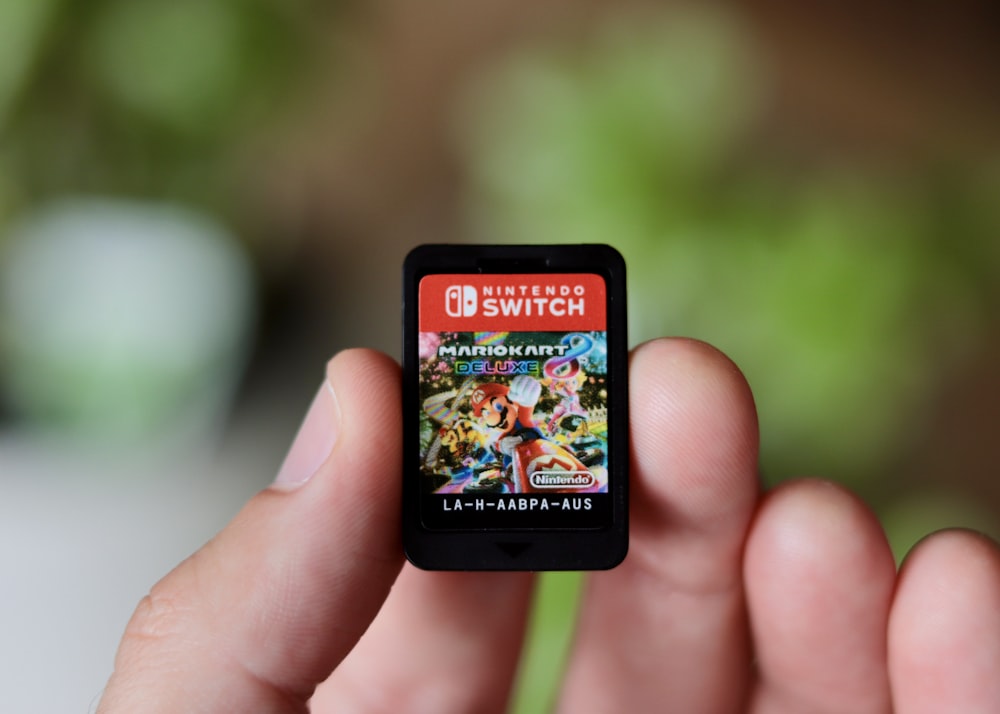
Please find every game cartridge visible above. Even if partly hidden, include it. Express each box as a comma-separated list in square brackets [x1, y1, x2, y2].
[402, 244, 628, 570]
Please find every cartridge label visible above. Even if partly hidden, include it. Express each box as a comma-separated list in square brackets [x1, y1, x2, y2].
[417, 273, 611, 529]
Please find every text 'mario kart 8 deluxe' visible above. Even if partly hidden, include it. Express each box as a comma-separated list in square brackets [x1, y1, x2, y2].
[403, 244, 628, 570]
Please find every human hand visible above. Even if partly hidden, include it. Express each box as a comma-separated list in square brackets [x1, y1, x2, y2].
[99, 340, 1000, 713]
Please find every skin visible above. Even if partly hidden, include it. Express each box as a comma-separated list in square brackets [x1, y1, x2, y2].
[99, 339, 1000, 713]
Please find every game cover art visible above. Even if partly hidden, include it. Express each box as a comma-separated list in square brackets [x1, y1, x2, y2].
[416, 272, 614, 529]
[418, 330, 609, 497]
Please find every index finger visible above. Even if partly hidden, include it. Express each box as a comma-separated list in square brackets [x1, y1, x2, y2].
[557, 338, 761, 712]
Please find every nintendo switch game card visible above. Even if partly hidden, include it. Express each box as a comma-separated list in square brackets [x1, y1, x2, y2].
[403, 244, 628, 570]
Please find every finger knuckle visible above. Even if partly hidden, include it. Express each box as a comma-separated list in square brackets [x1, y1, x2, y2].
[123, 586, 194, 645]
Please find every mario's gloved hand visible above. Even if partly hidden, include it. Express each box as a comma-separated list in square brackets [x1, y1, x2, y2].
[508, 374, 541, 408]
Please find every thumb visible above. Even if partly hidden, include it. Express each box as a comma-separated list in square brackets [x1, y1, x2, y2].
[100, 349, 403, 713]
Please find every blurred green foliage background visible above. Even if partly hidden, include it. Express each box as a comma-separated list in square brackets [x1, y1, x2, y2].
[1, 1, 998, 712]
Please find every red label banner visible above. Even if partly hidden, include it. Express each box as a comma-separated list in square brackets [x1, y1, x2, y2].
[420, 273, 606, 332]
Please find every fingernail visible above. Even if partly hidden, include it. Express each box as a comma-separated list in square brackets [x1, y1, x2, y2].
[274, 379, 341, 489]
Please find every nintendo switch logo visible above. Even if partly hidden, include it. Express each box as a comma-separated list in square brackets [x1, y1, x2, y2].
[445, 285, 477, 317]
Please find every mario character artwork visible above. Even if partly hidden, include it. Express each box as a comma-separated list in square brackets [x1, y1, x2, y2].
[416, 330, 610, 496]
[470, 375, 602, 494]
[470, 375, 543, 455]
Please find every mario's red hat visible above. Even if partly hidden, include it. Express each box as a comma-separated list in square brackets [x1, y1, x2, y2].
[470, 382, 509, 416]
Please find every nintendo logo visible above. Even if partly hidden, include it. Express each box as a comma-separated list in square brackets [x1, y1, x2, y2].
[529, 470, 596, 489]
[445, 285, 477, 317]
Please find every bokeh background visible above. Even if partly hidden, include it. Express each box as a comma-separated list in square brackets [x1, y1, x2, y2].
[1, 1, 998, 711]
